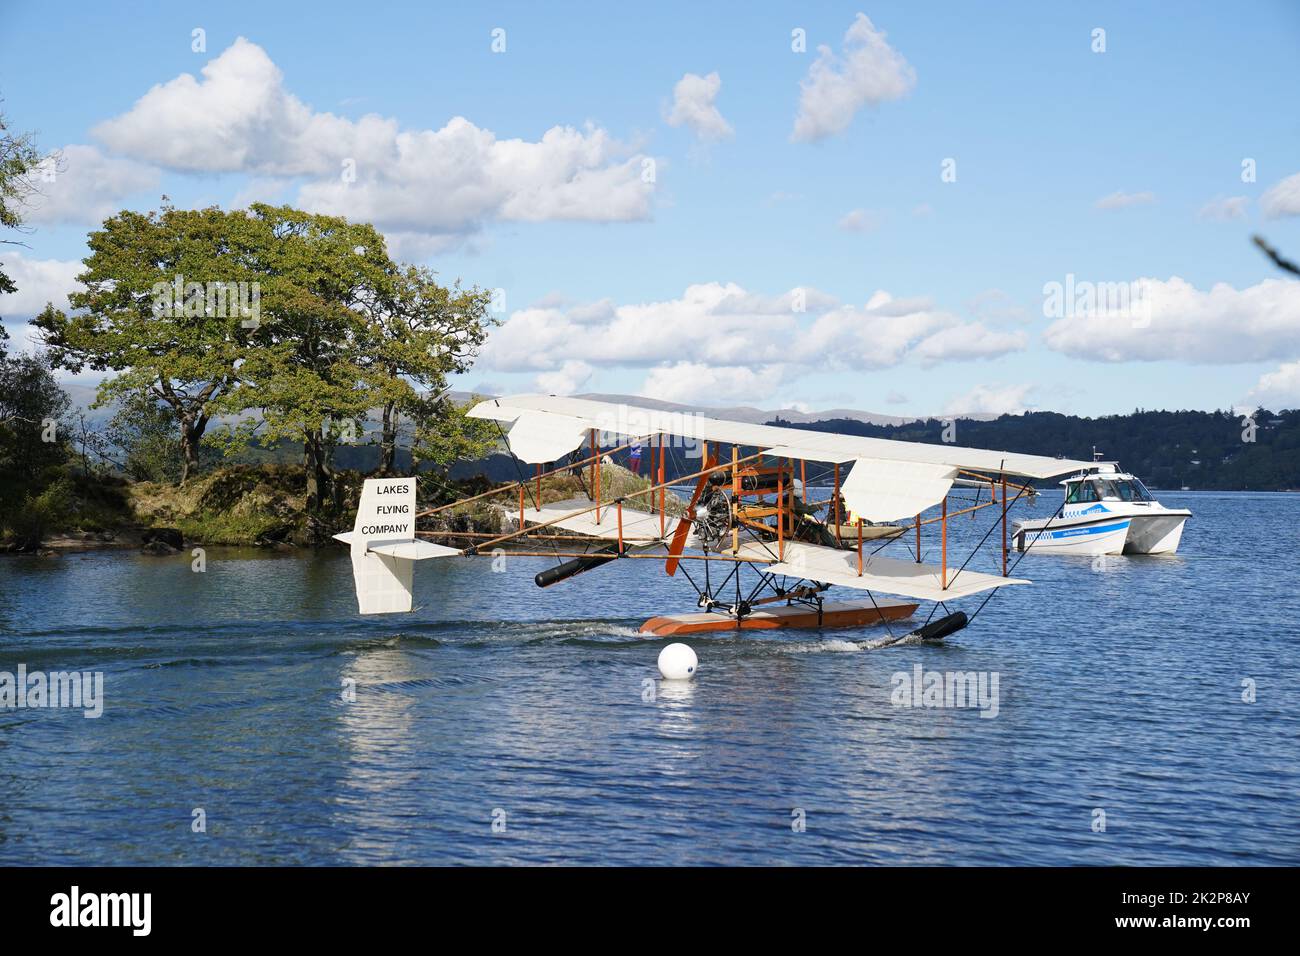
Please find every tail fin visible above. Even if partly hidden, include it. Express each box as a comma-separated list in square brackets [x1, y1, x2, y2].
[335, 477, 455, 614]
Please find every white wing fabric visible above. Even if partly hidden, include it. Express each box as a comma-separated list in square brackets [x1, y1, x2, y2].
[840, 458, 957, 523]
[505, 410, 591, 465]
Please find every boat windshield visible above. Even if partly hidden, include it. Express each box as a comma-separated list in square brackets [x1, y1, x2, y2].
[1065, 476, 1156, 503]
[1064, 480, 1101, 503]
[1104, 478, 1155, 501]
[1126, 478, 1154, 501]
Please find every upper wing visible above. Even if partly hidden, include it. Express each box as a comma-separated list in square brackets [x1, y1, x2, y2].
[469, 394, 1092, 479]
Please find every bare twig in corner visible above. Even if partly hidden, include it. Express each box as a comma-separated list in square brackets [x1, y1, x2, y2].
[1253, 235, 1300, 277]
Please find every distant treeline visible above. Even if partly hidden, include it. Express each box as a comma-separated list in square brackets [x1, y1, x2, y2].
[174, 406, 1300, 492]
[772, 408, 1300, 491]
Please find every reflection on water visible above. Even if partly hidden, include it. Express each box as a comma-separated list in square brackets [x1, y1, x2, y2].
[0, 491, 1297, 864]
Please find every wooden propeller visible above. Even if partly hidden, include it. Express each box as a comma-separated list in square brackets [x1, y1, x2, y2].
[665, 451, 717, 576]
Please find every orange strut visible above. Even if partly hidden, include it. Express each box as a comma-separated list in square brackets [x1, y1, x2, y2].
[857, 517, 863, 575]
[664, 443, 716, 577]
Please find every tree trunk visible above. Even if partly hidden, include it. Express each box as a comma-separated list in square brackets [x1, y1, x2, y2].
[168, 373, 210, 483]
[378, 401, 398, 476]
[304, 429, 331, 512]
[178, 416, 204, 485]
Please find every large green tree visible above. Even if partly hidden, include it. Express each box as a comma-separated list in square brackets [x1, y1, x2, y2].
[358, 265, 494, 475]
[204, 204, 396, 510]
[37, 201, 497, 513]
[36, 205, 263, 482]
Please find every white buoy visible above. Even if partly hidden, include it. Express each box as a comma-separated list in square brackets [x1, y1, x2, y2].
[657, 642, 698, 680]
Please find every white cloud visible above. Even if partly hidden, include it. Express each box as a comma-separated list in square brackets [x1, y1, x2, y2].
[479, 282, 1026, 404]
[1042, 276, 1300, 363]
[0, 252, 82, 321]
[910, 322, 1027, 366]
[794, 291, 1024, 369]
[1242, 360, 1300, 409]
[791, 13, 916, 143]
[95, 37, 354, 175]
[837, 208, 880, 233]
[1197, 196, 1249, 222]
[23, 145, 159, 226]
[709, 286, 840, 315]
[639, 361, 787, 405]
[93, 37, 655, 244]
[942, 383, 1035, 417]
[381, 230, 475, 262]
[664, 72, 733, 142]
[965, 288, 1029, 325]
[1261, 172, 1300, 219]
[884, 390, 908, 405]
[535, 360, 594, 395]
[912, 202, 934, 218]
[1094, 190, 1156, 210]
[296, 119, 653, 237]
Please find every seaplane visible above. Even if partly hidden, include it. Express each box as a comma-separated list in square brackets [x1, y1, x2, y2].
[334, 395, 1097, 645]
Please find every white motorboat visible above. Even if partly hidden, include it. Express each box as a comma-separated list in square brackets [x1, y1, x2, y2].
[1013, 466, 1191, 556]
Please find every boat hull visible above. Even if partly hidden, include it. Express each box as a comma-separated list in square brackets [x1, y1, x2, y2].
[1018, 469, 1192, 558]
[1014, 516, 1131, 556]
[1123, 512, 1189, 554]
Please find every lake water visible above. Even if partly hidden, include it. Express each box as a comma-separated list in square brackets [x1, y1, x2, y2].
[1, 490, 1297, 865]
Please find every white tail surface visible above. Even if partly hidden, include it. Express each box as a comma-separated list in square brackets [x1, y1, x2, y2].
[334, 478, 457, 614]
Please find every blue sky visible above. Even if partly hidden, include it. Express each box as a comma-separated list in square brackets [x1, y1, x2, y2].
[2, 1, 1299, 417]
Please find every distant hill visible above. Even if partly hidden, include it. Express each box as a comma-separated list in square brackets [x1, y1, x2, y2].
[569, 392, 931, 426]
[775, 408, 1300, 491]
[449, 391, 960, 427]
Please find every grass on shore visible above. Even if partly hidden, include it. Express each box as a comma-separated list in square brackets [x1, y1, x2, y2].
[129, 464, 311, 545]
[11, 460, 685, 550]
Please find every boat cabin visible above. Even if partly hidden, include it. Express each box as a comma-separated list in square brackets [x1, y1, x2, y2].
[1061, 471, 1154, 504]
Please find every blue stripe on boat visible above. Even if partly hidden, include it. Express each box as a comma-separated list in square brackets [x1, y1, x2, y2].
[1047, 520, 1130, 539]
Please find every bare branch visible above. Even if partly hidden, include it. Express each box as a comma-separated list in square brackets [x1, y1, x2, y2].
[1253, 234, 1300, 278]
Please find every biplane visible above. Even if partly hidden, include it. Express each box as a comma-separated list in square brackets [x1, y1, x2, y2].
[335, 395, 1094, 643]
